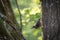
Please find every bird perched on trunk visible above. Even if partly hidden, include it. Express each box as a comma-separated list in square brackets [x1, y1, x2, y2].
[32, 18, 41, 29]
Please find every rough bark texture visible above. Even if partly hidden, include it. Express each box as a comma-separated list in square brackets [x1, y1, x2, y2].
[0, 0, 25, 40]
[41, 0, 60, 40]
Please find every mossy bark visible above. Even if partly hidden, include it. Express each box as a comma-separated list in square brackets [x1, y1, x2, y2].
[0, 0, 24, 40]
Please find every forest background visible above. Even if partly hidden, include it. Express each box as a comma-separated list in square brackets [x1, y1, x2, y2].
[10, 0, 42, 40]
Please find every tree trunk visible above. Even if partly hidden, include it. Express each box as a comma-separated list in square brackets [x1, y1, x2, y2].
[41, 0, 60, 40]
[0, 0, 25, 40]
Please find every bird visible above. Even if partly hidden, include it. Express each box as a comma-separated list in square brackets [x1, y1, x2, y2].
[32, 18, 41, 29]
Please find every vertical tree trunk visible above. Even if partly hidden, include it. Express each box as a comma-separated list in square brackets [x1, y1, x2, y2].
[41, 0, 60, 40]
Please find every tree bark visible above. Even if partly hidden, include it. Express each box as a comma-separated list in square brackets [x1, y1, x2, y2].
[41, 0, 60, 40]
[0, 0, 25, 40]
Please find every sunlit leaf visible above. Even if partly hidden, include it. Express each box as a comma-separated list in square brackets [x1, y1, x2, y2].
[38, 36, 42, 40]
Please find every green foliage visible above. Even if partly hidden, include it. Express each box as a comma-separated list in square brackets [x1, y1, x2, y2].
[10, 0, 42, 40]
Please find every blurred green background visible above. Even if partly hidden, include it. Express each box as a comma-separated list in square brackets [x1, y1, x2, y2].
[10, 0, 42, 40]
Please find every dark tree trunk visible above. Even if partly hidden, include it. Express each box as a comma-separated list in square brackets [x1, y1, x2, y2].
[0, 0, 25, 40]
[41, 0, 60, 40]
